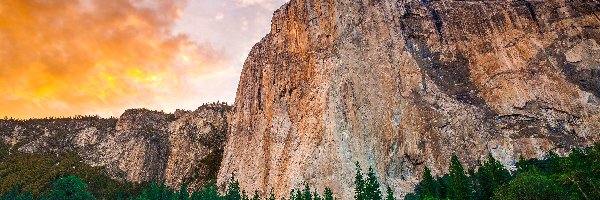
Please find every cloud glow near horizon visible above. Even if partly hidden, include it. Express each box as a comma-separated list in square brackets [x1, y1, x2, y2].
[0, 0, 286, 119]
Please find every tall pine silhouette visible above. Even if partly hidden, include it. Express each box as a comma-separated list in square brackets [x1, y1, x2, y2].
[365, 167, 382, 200]
[448, 154, 472, 200]
[354, 162, 366, 200]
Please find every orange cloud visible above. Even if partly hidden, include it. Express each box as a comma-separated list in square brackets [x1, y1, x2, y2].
[0, 0, 227, 118]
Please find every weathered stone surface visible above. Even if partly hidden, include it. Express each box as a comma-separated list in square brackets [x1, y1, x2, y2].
[0, 103, 231, 190]
[219, 0, 600, 199]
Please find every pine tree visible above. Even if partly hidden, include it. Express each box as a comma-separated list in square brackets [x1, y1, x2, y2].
[365, 166, 382, 200]
[47, 176, 95, 200]
[312, 189, 322, 200]
[200, 180, 221, 200]
[516, 155, 531, 172]
[324, 188, 334, 200]
[448, 155, 471, 200]
[354, 162, 366, 200]
[302, 183, 312, 200]
[294, 189, 302, 200]
[0, 185, 33, 200]
[226, 174, 242, 200]
[385, 186, 394, 200]
[178, 182, 189, 200]
[421, 166, 438, 198]
[488, 154, 510, 195]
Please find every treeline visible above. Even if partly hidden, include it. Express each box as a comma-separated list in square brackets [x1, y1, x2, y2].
[0, 143, 145, 199]
[405, 143, 600, 200]
[132, 175, 333, 200]
[0, 174, 334, 200]
[2, 141, 598, 200]
[1, 115, 117, 122]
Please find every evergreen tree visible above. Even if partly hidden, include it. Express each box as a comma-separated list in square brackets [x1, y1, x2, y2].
[324, 188, 334, 200]
[421, 166, 438, 198]
[226, 174, 242, 200]
[354, 162, 366, 200]
[178, 182, 189, 200]
[190, 191, 201, 200]
[365, 167, 382, 200]
[312, 189, 322, 200]
[294, 189, 302, 200]
[385, 186, 394, 200]
[448, 155, 471, 200]
[0, 185, 32, 200]
[516, 155, 532, 172]
[472, 154, 510, 200]
[302, 183, 312, 200]
[47, 176, 95, 200]
[200, 181, 221, 200]
[493, 169, 563, 200]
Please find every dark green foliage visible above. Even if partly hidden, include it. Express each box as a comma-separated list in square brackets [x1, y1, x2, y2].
[405, 143, 600, 200]
[46, 176, 95, 200]
[365, 167, 382, 200]
[1, 185, 32, 200]
[312, 190, 322, 200]
[0, 134, 334, 200]
[448, 155, 471, 200]
[135, 182, 175, 200]
[0, 151, 145, 199]
[354, 162, 384, 200]
[324, 188, 333, 200]
[420, 167, 438, 199]
[385, 186, 394, 200]
[472, 154, 510, 200]
[493, 169, 563, 200]
[302, 184, 311, 200]
[178, 182, 189, 200]
[225, 174, 241, 200]
[354, 162, 366, 200]
[195, 180, 220, 200]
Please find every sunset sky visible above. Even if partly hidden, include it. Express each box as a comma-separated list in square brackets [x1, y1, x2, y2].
[0, 0, 286, 119]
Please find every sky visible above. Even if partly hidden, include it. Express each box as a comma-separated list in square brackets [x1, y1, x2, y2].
[0, 0, 287, 119]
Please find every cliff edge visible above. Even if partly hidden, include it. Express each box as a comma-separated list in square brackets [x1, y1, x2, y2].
[218, 0, 600, 198]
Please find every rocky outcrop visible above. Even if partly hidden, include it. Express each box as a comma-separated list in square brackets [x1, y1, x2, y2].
[0, 103, 231, 189]
[219, 0, 600, 199]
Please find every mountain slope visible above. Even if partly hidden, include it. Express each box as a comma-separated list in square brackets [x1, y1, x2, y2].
[218, 0, 600, 198]
[0, 103, 231, 190]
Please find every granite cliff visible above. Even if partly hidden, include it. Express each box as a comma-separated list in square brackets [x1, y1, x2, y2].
[219, 0, 600, 198]
[0, 103, 231, 190]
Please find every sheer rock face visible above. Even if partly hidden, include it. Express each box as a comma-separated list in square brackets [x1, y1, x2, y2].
[219, 0, 600, 198]
[0, 103, 231, 189]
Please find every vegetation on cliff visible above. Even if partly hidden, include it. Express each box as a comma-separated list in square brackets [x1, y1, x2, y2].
[1, 139, 598, 200]
[405, 143, 600, 200]
[0, 143, 145, 199]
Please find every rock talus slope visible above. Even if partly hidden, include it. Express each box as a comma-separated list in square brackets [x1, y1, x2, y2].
[0, 103, 231, 189]
[219, 0, 600, 198]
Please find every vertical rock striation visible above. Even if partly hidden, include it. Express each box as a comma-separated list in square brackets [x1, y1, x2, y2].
[0, 103, 231, 190]
[219, 0, 600, 198]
